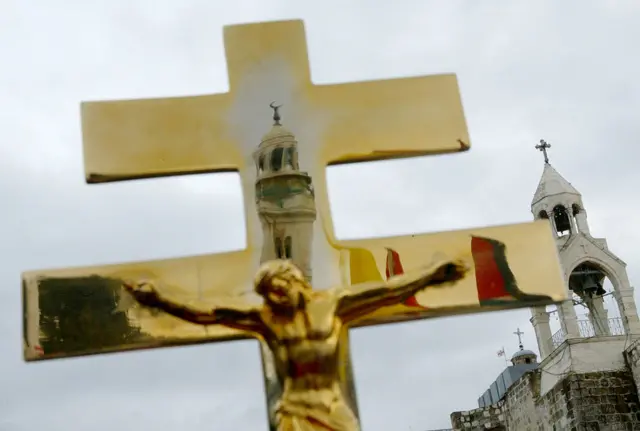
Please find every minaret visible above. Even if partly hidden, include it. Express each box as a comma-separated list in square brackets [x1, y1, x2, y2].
[253, 103, 317, 281]
[529, 139, 640, 360]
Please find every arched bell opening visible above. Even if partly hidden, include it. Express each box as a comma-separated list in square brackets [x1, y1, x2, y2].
[283, 146, 298, 170]
[553, 205, 572, 237]
[569, 262, 623, 337]
[270, 147, 284, 172]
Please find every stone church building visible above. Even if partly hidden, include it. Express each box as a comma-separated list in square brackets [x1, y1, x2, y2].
[450, 145, 640, 430]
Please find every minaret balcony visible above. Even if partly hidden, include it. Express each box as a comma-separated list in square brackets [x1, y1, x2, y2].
[256, 170, 310, 182]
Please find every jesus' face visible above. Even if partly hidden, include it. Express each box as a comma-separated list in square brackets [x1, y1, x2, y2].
[255, 260, 310, 313]
[265, 276, 299, 309]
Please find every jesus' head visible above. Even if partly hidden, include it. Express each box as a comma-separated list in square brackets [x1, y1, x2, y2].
[254, 260, 312, 313]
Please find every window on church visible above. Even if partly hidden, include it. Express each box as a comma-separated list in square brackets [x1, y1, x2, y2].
[258, 154, 265, 172]
[271, 148, 284, 172]
[275, 237, 283, 259]
[284, 147, 295, 170]
[284, 236, 292, 259]
[553, 205, 572, 237]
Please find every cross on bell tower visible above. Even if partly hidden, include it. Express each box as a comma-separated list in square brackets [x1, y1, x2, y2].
[535, 139, 551, 164]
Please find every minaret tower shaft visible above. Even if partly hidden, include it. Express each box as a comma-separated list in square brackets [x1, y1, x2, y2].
[253, 104, 317, 281]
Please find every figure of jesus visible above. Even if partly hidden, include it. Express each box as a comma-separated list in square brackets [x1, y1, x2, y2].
[123, 258, 467, 430]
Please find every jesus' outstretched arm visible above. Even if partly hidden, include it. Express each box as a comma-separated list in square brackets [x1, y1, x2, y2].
[335, 259, 467, 324]
[122, 280, 265, 335]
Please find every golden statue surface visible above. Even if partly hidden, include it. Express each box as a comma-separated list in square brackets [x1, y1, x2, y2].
[124, 259, 465, 430]
[22, 19, 568, 431]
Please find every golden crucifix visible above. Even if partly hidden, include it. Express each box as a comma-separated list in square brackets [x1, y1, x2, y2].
[22, 20, 567, 431]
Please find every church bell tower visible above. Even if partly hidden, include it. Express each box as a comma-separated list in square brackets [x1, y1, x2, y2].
[253, 104, 317, 281]
[529, 139, 640, 359]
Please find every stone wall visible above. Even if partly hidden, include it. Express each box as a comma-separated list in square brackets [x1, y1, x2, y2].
[451, 369, 640, 430]
[625, 338, 640, 392]
[566, 371, 640, 428]
[493, 370, 572, 430]
[450, 401, 505, 430]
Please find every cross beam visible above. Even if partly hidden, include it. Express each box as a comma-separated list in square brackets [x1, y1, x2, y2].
[22, 19, 567, 430]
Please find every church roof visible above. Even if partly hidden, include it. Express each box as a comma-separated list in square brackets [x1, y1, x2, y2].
[531, 163, 581, 207]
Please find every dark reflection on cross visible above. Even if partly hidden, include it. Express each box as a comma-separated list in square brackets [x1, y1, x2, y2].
[535, 139, 551, 164]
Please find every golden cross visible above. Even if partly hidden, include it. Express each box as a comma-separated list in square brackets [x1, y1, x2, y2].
[22, 20, 567, 429]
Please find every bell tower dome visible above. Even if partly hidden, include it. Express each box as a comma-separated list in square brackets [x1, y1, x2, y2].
[531, 139, 587, 241]
[252, 103, 316, 281]
[510, 328, 538, 366]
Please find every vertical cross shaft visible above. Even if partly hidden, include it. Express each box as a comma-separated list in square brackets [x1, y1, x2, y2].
[514, 327, 525, 348]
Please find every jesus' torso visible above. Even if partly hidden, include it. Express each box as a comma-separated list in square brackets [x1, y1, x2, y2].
[260, 292, 345, 405]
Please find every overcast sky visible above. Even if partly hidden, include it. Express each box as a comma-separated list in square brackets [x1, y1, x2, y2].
[1, 1, 639, 430]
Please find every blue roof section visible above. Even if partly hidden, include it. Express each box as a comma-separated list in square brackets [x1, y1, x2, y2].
[477, 363, 539, 407]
